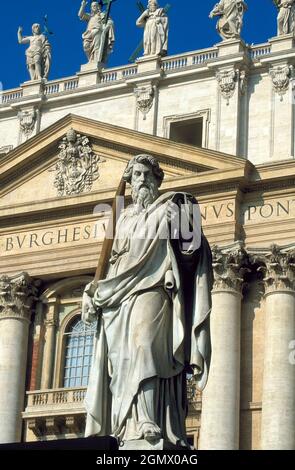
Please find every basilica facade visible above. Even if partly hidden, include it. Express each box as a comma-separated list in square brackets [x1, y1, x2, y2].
[0, 3, 295, 450]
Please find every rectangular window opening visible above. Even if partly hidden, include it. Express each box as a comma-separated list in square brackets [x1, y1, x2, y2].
[169, 118, 203, 148]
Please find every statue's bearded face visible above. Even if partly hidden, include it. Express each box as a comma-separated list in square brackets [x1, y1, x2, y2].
[131, 163, 159, 209]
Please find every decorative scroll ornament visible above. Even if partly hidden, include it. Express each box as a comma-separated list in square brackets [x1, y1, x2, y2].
[211, 242, 250, 292]
[51, 129, 105, 196]
[269, 65, 293, 101]
[0, 273, 39, 322]
[18, 108, 37, 139]
[216, 69, 238, 104]
[135, 84, 155, 120]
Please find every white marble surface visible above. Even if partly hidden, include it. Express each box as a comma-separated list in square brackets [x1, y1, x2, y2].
[1, 39, 295, 166]
[0, 318, 30, 443]
[261, 290, 295, 450]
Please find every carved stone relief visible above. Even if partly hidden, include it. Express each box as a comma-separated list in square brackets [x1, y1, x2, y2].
[50, 129, 105, 196]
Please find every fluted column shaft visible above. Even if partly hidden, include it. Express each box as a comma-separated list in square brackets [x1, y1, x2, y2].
[200, 245, 247, 450]
[0, 273, 37, 443]
[260, 247, 295, 450]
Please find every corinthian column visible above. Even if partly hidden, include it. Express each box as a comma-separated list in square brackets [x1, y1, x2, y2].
[260, 245, 295, 450]
[199, 244, 248, 450]
[0, 273, 38, 443]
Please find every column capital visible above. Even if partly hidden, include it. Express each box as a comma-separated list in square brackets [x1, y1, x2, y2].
[258, 245, 295, 294]
[211, 242, 249, 294]
[0, 273, 39, 322]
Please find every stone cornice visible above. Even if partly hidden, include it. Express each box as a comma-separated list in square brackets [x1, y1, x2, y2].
[0, 272, 40, 322]
[0, 114, 245, 179]
[0, 166, 249, 223]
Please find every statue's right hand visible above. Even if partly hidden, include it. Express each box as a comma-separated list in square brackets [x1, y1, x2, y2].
[18, 26, 23, 33]
[82, 290, 97, 325]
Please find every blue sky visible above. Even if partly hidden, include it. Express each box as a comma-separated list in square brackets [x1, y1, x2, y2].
[1, 0, 277, 90]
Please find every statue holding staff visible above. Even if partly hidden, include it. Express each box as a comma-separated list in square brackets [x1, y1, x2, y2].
[82, 155, 213, 448]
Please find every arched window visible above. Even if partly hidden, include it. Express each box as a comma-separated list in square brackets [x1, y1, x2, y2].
[63, 316, 97, 388]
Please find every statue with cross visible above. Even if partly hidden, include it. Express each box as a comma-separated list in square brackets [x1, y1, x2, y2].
[136, 0, 169, 58]
[78, 0, 115, 66]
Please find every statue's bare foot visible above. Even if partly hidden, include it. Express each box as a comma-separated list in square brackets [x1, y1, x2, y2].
[142, 423, 161, 442]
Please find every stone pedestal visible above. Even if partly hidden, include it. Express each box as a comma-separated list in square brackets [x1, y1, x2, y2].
[21, 79, 45, 98]
[199, 245, 246, 450]
[260, 248, 295, 450]
[269, 34, 295, 54]
[216, 38, 247, 57]
[120, 439, 185, 451]
[136, 55, 162, 74]
[77, 63, 102, 87]
[0, 273, 37, 443]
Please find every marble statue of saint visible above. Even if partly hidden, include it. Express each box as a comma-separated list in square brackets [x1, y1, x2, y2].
[136, 0, 169, 57]
[209, 0, 248, 41]
[78, 0, 115, 65]
[82, 155, 213, 447]
[277, 1, 295, 35]
[17, 24, 51, 80]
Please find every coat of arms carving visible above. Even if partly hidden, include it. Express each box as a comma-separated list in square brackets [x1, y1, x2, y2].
[51, 129, 105, 196]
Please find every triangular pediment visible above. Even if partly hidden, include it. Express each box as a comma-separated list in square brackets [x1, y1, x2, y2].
[0, 114, 247, 212]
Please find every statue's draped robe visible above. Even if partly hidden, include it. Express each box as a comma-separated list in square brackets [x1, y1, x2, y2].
[81, 12, 115, 63]
[85, 192, 212, 444]
[213, 0, 247, 39]
[278, 3, 295, 35]
[137, 8, 168, 56]
[24, 34, 51, 79]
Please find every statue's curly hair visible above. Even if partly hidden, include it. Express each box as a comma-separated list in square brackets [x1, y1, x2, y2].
[123, 154, 164, 187]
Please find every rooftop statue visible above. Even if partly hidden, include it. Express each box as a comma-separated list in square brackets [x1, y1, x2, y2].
[209, 0, 248, 41]
[136, 0, 169, 57]
[78, 0, 115, 66]
[17, 23, 51, 81]
[277, 1, 295, 35]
